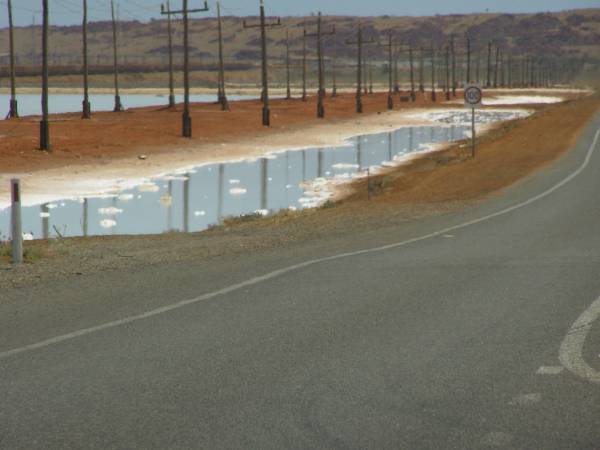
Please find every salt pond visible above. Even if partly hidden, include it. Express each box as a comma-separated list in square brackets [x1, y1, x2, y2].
[0, 93, 257, 117]
[0, 109, 528, 240]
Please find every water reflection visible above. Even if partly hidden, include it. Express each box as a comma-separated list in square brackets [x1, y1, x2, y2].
[1, 123, 478, 239]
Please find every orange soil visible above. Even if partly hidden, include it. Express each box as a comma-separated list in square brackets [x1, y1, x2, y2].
[0, 91, 451, 173]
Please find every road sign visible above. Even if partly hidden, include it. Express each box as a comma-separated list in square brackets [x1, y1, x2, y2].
[464, 84, 483, 108]
[464, 84, 483, 159]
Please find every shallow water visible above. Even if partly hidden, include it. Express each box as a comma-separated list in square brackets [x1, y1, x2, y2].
[0, 93, 257, 118]
[0, 109, 524, 240]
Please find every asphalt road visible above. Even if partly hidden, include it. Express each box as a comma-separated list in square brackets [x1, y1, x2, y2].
[1, 113, 600, 449]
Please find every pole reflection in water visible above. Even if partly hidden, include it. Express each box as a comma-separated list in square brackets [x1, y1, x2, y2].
[183, 174, 190, 233]
[260, 157, 268, 211]
[318, 149, 324, 178]
[167, 180, 173, 232]
[357, 136, 363, 169]
[302, 150, 307, 182]
[217, 163, 224, 222]
[409, 127, 414, 152]
[41, 203, 49, 239]
[388, 132, 393, 161]
[82, 198, 88, 237]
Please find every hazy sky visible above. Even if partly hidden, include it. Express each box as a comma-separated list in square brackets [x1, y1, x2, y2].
[0, 0, 598, 27]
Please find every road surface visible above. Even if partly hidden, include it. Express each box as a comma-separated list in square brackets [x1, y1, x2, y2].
[1, 113, 600, 449]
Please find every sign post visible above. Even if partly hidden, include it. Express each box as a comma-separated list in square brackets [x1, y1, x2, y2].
[10, 179, 23, 264]
[464, 84, 483, 159]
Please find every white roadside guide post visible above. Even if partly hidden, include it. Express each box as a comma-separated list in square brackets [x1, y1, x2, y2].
[464, 84, 483, 158]
[10, 179, 23, 264]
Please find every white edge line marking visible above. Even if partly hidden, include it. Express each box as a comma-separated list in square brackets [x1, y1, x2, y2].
[559, 295, 600, 384]
[1, 129, 599, 361]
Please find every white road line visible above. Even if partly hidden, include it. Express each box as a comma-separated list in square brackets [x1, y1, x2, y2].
[1, 128, 599, 361]
[559, 295, 600, 384]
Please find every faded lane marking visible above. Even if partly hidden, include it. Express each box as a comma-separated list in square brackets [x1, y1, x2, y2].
[536, 366, 564, 376]
[508, 393, 542, 406]
[559, 295, 600, 384]
[1, 129, 599, 361]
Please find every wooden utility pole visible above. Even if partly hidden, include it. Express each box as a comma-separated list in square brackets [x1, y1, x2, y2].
[243, 0, 281, 127]
[285, 30, 291, 100]
[40, 0, 50, 151]
[216, 1, 229, 110]
[162, 0, 210, 137]
[111, 0, 123, 112]
[450, 35, 456, 96]
[486, 42, 492, 88]
[445, 45, 450, 101]
[409, 45, 416, 101]
[419, 47, 425, 92]
[430, 46, 436, 102]
[475, 49, 481, 83]
[346, 23, 375, 114]
[306, 12, 334, 118]
[393, 42, 399, 93]
[331, 28, 338, 97]
[386, 32, 394, 110]
[7, 0, 19, 118]
[466, 37, 471, 83]
[302, 27, 307, 101]
[368, 54, 374, 94]
[162, 1, 176, 109]
[82, 0, 91, 118]
[493, 45, 500, 88]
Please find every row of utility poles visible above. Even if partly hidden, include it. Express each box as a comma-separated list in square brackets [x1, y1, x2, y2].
[3, 0, 570, 151]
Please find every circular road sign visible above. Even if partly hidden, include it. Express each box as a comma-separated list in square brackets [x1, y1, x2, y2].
[464, 84, 483, 107]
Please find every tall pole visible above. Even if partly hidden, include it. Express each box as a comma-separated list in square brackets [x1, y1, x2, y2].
[216, 1, 229, 110]
[259, 1, 269, 125]
[163, 0, 210, 136]
[387, 32, 394, 110]
[40, 0, 50, 151]
[486, 42, 492, 88]
[445, 45, 450, 101]
[430, 46, 436, 102]
[357, 25, 363, 112]
[165, 1, 176, 108]
[450, 35, 456, 96]
[393, 43, 399, 93]
[368, 53, 373, 94]
[82, 0, 91, 118]
[111, 0, 123, 112]
[7, 0, 19, 118]
[466, 37, 471, 84]
[409, 45, 416, 101]
[331, 29, 337, 97]
[302, 27, 307, 101]
[285, 30, 291, 100]
[306, 13, 334, 118]
[419, 47, 425, 93]
[493, 46, 500, 88]
[316, 14, 324, 117]
[243, 1, 280, 126]
[182, 0, 191, 134]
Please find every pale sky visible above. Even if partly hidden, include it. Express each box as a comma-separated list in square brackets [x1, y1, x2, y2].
[0, 0, 598, 27]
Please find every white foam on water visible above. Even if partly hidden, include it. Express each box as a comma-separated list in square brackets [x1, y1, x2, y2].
[229, 187, 247, 196]
[98, 207, 123, 215]
[194, 210, 206, 217]
[100, 219, 117, 229]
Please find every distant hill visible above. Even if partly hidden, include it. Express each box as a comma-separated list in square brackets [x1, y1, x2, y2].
[1, 9, 598, 69]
